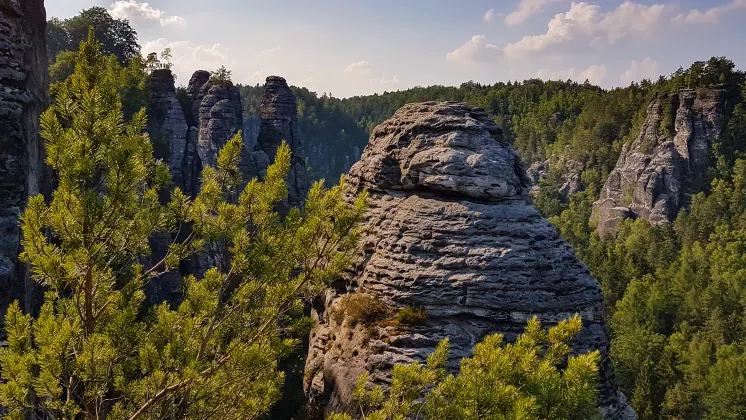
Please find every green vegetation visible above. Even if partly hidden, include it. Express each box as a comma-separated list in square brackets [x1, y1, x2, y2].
[395, 305, 429, 326]
[332, 294, 392, 327]
[0, 34, 366, 419]
[329, 315, 600, 420]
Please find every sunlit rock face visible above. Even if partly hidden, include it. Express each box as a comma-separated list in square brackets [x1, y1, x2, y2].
[594, 89, 726, 237]
[304, 101, 635, 420]
[0, 0, 48, 319]
[255, 75, 307, 209]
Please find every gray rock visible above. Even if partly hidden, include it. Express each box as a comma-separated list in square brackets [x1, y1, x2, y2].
[526, 157, 583, 199]
[0, 0, 48, 319]
[187, 70, 210, 123]
[256, 76, 307, 208]
[196, 80, 255, 182]
[593, 90, 726, 237]
[304, 102, 635, 420]
[148, 69, 189, 192]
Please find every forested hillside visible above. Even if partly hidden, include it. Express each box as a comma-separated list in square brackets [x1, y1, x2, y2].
[34, 6, 746, 419]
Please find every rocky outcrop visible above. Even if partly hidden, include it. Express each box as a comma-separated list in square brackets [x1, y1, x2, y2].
[0, 0, 48, 319]
[527, 157, 583, 199]
[255, 76, 307, 208]
[304, 102, 635, 419]
[196, 80, 254, 180]
[147, 69, 190, 192]
[593, 89, 726, 237]
[187, 70, 210, 123]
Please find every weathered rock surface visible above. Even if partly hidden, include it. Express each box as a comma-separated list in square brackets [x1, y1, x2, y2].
[0, 0, 48, 319]
[304, 102, 634, 419]
[187, 70, 210, 123]
[593, 89, 726, 237]
[527, 157, 583, 199]
[256, 76, 307, 208]
[148, 69, 190, 191]
[196, 80, 254, 179]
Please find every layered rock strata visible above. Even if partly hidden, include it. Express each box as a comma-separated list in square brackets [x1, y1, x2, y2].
[255, 76, 307, 208]
[593, 89, 726, 237]
[147, 69, 190, 191]
[304, 102, 635, 420]
[0, 0, 48, 318]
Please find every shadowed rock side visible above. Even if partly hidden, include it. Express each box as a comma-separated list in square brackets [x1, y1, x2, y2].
[148, 69, 190, 191]
[187, 69, 210, 123]
[593, 89, 726, 237]
[196, 79, 255, 181]
[0, 0, 48, 319]
[255, 76, 307, 208]
[303, 102, 635, 420]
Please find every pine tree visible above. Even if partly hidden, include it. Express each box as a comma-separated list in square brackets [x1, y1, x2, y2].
[330, 315, 601, 420]
[0, 32, 366, 419]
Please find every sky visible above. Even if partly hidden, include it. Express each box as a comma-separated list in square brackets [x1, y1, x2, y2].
[46, 0, 746, 98]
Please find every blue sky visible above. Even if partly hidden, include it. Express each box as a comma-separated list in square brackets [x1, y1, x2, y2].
[46, 0, 746, 97]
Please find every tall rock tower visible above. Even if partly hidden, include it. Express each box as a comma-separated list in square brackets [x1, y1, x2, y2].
[304, 102, 635, 420]
[0, 0, 48, 318]
[256, 76, 307, 208]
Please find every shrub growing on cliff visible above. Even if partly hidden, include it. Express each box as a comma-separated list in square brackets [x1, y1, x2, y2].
[0, 33, 366, 420]
[329, 315, 601, 420]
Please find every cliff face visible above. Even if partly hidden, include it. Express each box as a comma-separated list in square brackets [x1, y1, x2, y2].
[0, 0, 48, 317]
[148, 69, 190, 192]
[304, 102, 634, 419]
[255, 76, 307, 208]
[593, 89, 726, 237]
[196, 81, 256, 181]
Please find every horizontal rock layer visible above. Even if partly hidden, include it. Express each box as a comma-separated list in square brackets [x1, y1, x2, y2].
[304, 102, 634, 420]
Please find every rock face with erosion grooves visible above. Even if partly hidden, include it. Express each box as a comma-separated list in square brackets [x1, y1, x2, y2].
[593, 89, 726, 237]
[196, 79, 254, 180]
[0, 0, 48, 318]
[147, 69, 190, 192]
[303, 102, 635, 420]
[255, 76, 307, 208]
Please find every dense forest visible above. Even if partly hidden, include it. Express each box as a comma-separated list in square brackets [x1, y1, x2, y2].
[14, 5, 746, 419]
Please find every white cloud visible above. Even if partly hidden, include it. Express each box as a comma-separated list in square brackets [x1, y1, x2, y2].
[446, 35, 502, 63]
[505, 0, 563, 26]
[375, 75, 400, 87]
[257, 45, 282, 55]
[673, 0, 746, 25]
[535, 64, 607, 85]
[344, 61, 373, 77]
[484, 9, 496, 23]
[620, 57, 660, 84]
[142, 38, 232, 78]
[503, 2, 668, 57]
[246, 70, 268, 85]
[108, 1, 186, 27]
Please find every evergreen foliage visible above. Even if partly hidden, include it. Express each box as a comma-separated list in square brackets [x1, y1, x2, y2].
[0, 33, 366, 420]
[329, 315, 600, 420]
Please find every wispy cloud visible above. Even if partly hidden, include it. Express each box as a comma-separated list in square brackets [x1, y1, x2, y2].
[446, 35, 502, 63]
[108, 1, 186, 27]
[619, 57, 660, 85]
[673, 0, 746, 25]
[503, 2, 669, 57]
[484, 9, 496, 23]
[535, 64, 607, 85]
[505, 0, 563, 26]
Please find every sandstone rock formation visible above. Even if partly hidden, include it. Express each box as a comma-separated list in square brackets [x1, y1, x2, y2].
[593, 89, 726, 237]
[147, 69, 190, 192]
[304, 102, 635, 419]
[187, 70, 210, 123]
[527, 157, 583, 199]
[0, 0, 48, 318]
[255, 76, 307, 208]
[196, 79, 254, 180]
